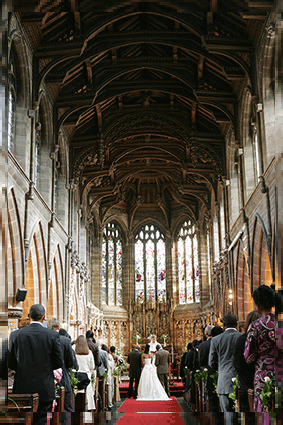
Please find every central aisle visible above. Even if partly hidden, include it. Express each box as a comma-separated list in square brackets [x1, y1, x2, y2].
[117, 397, 186, 424]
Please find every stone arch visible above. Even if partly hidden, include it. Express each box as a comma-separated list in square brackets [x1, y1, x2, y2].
[262, 25, 276, 165]
[235, 241, 252, 324]
[55, 131, 69, 228]
[7, 188, 24, 308]
[23, 222, 47, 316]
[226, 128, 240, 225]
[251, 216, 273, 292]
[241, 88, 257, 199]
[36, 91, 53, 207]
[47, 245, 64, 322]
[22, 222, 47, 317]
[8, 27, 31, 171]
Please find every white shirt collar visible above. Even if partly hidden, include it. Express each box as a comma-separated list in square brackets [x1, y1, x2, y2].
[225, 327, 237, 331]
[29, 321, 43, 326]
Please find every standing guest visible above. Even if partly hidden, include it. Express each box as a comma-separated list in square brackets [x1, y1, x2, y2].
[75, 335, 96, 411]
[155, 344, 170, 397]
[97, 340, 109, 377]
[127, 345, 142, 399]
[86, 330, 100, 367]
[233, 311, 259, 412]
[184, 342, 194, 392]
[110, 346, 119, 366]
[47, 318, 77, 412]
[209, 314, 241, 412]
[244, 285, 275, 412]
[102, 345, 115, 409]
[8, 317, 30, 389]
[148, 335, 158, 365]
[180, 343, 191, 385]
[211, 326, 224, 337]
[96, 340, 109, 410]
[198, 325, 219, 413]
[8, 304, 63, 412]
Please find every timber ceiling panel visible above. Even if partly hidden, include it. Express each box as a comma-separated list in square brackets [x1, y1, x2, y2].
[15, 1, 273, 226]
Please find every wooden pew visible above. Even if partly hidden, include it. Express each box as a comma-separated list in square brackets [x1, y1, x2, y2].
[247, 389, 254, 412]
[54, 387, 65, 412]
[8, 393, 39, 412]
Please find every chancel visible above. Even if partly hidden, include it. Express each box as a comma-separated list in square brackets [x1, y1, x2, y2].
[6, 0, 279, 416]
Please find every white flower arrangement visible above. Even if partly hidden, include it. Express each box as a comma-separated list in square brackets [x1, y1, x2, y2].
[264, 376, 271, 383]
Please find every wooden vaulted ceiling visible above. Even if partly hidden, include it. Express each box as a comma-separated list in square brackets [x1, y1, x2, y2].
[18, 2, 272, 226]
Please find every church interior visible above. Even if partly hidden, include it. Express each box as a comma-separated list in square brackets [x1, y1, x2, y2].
[7, 2, 278, 358]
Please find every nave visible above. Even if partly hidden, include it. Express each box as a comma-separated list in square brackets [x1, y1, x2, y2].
[5, 0, 280, 422]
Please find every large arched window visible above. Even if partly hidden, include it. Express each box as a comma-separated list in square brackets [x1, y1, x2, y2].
[177, 220, 200, 304]
[8, 55, 16, 152]
[101, 222, 123, 306]
[135, 224, 166, 303]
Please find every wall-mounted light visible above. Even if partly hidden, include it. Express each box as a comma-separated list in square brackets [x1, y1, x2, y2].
[228, 288, 233, 306]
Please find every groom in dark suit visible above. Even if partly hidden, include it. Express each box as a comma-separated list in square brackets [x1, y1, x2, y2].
[8, 304, 63, 412]
[127, 345, 142, 398]
[155, 344, 170, 397]
[209, 314, 241, 412]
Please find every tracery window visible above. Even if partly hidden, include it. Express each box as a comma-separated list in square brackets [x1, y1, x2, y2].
[135, 224, 166, 304]
[8, 87, 16, 153]
[177, 220, 200, 304]
[101, 222, 123, 306]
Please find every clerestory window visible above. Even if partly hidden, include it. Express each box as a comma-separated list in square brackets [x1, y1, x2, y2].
[101, 222, 123, 306]
[177, 220, 200, 304]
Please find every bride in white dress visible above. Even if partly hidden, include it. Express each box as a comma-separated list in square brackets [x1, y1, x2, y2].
[137, 344, 170, 401]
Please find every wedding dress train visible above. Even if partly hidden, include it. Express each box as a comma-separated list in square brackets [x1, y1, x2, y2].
[137, 358, 170, 400]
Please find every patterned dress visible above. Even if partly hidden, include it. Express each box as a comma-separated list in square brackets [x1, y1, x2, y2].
[244, 313, 275, 412]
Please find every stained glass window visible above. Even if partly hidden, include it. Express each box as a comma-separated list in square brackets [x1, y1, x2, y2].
[177, 221, 200, 304]
[101, 222, 123, 306]
[135, 224, 166, 303]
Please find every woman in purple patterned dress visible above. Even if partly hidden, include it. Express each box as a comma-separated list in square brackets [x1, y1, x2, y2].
[244, 284, 275, 412]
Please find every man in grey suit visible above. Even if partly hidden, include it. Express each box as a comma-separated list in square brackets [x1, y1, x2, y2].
[155, 344, 170, 397]
[208, 314, 241, 412]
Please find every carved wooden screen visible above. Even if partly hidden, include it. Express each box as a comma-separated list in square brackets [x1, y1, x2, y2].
[135, 224, 166, 303]
[101, 222, 123, 306]
[177, 221, 200, 304]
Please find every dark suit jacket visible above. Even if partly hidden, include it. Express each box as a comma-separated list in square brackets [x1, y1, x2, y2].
[233, 333, 255, 391]
[8, 322, 63, 402]
[87, 339, 100, 367]
[185, 349, 195, 370]
[180, 351, 189, 379]
[127, 350, 142, 378]
[209, 328, 241, 394]
[198, 338, 214, 392]
[58, 334, 76, 393]
[155, 349, 170, 374]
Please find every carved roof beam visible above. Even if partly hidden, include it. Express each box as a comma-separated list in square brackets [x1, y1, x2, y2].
[173, 46, 178, 63]
[111, 48, 117, 65]
[198, 56, 204, 88]
[118, 95, 123, 109]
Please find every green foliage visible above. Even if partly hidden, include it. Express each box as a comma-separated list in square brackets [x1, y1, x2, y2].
[102, 370, 108, 380]
[69, 369, 79, 391]
[91, 372, 95, 386]
[210, 371, 218, 390]
[194, 370, 201, 382]
[259, 376, 275, 410]
[200, 368, 208, 382]
[228, 376, 239, 411]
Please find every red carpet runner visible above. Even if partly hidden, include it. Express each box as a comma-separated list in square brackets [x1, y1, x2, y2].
[117, 397, 185, 424]
[117, 396, 182, 413]
[118, 381, 184, 397]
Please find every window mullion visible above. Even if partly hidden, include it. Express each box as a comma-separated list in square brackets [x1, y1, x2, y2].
[143, 240, 146, 302]
[106, 237, 109, 305]
[191, 235, 195, 303]
[114, 237, 117, 306]
[184, 237, 187, 303]
[154, 239, 157, 303]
